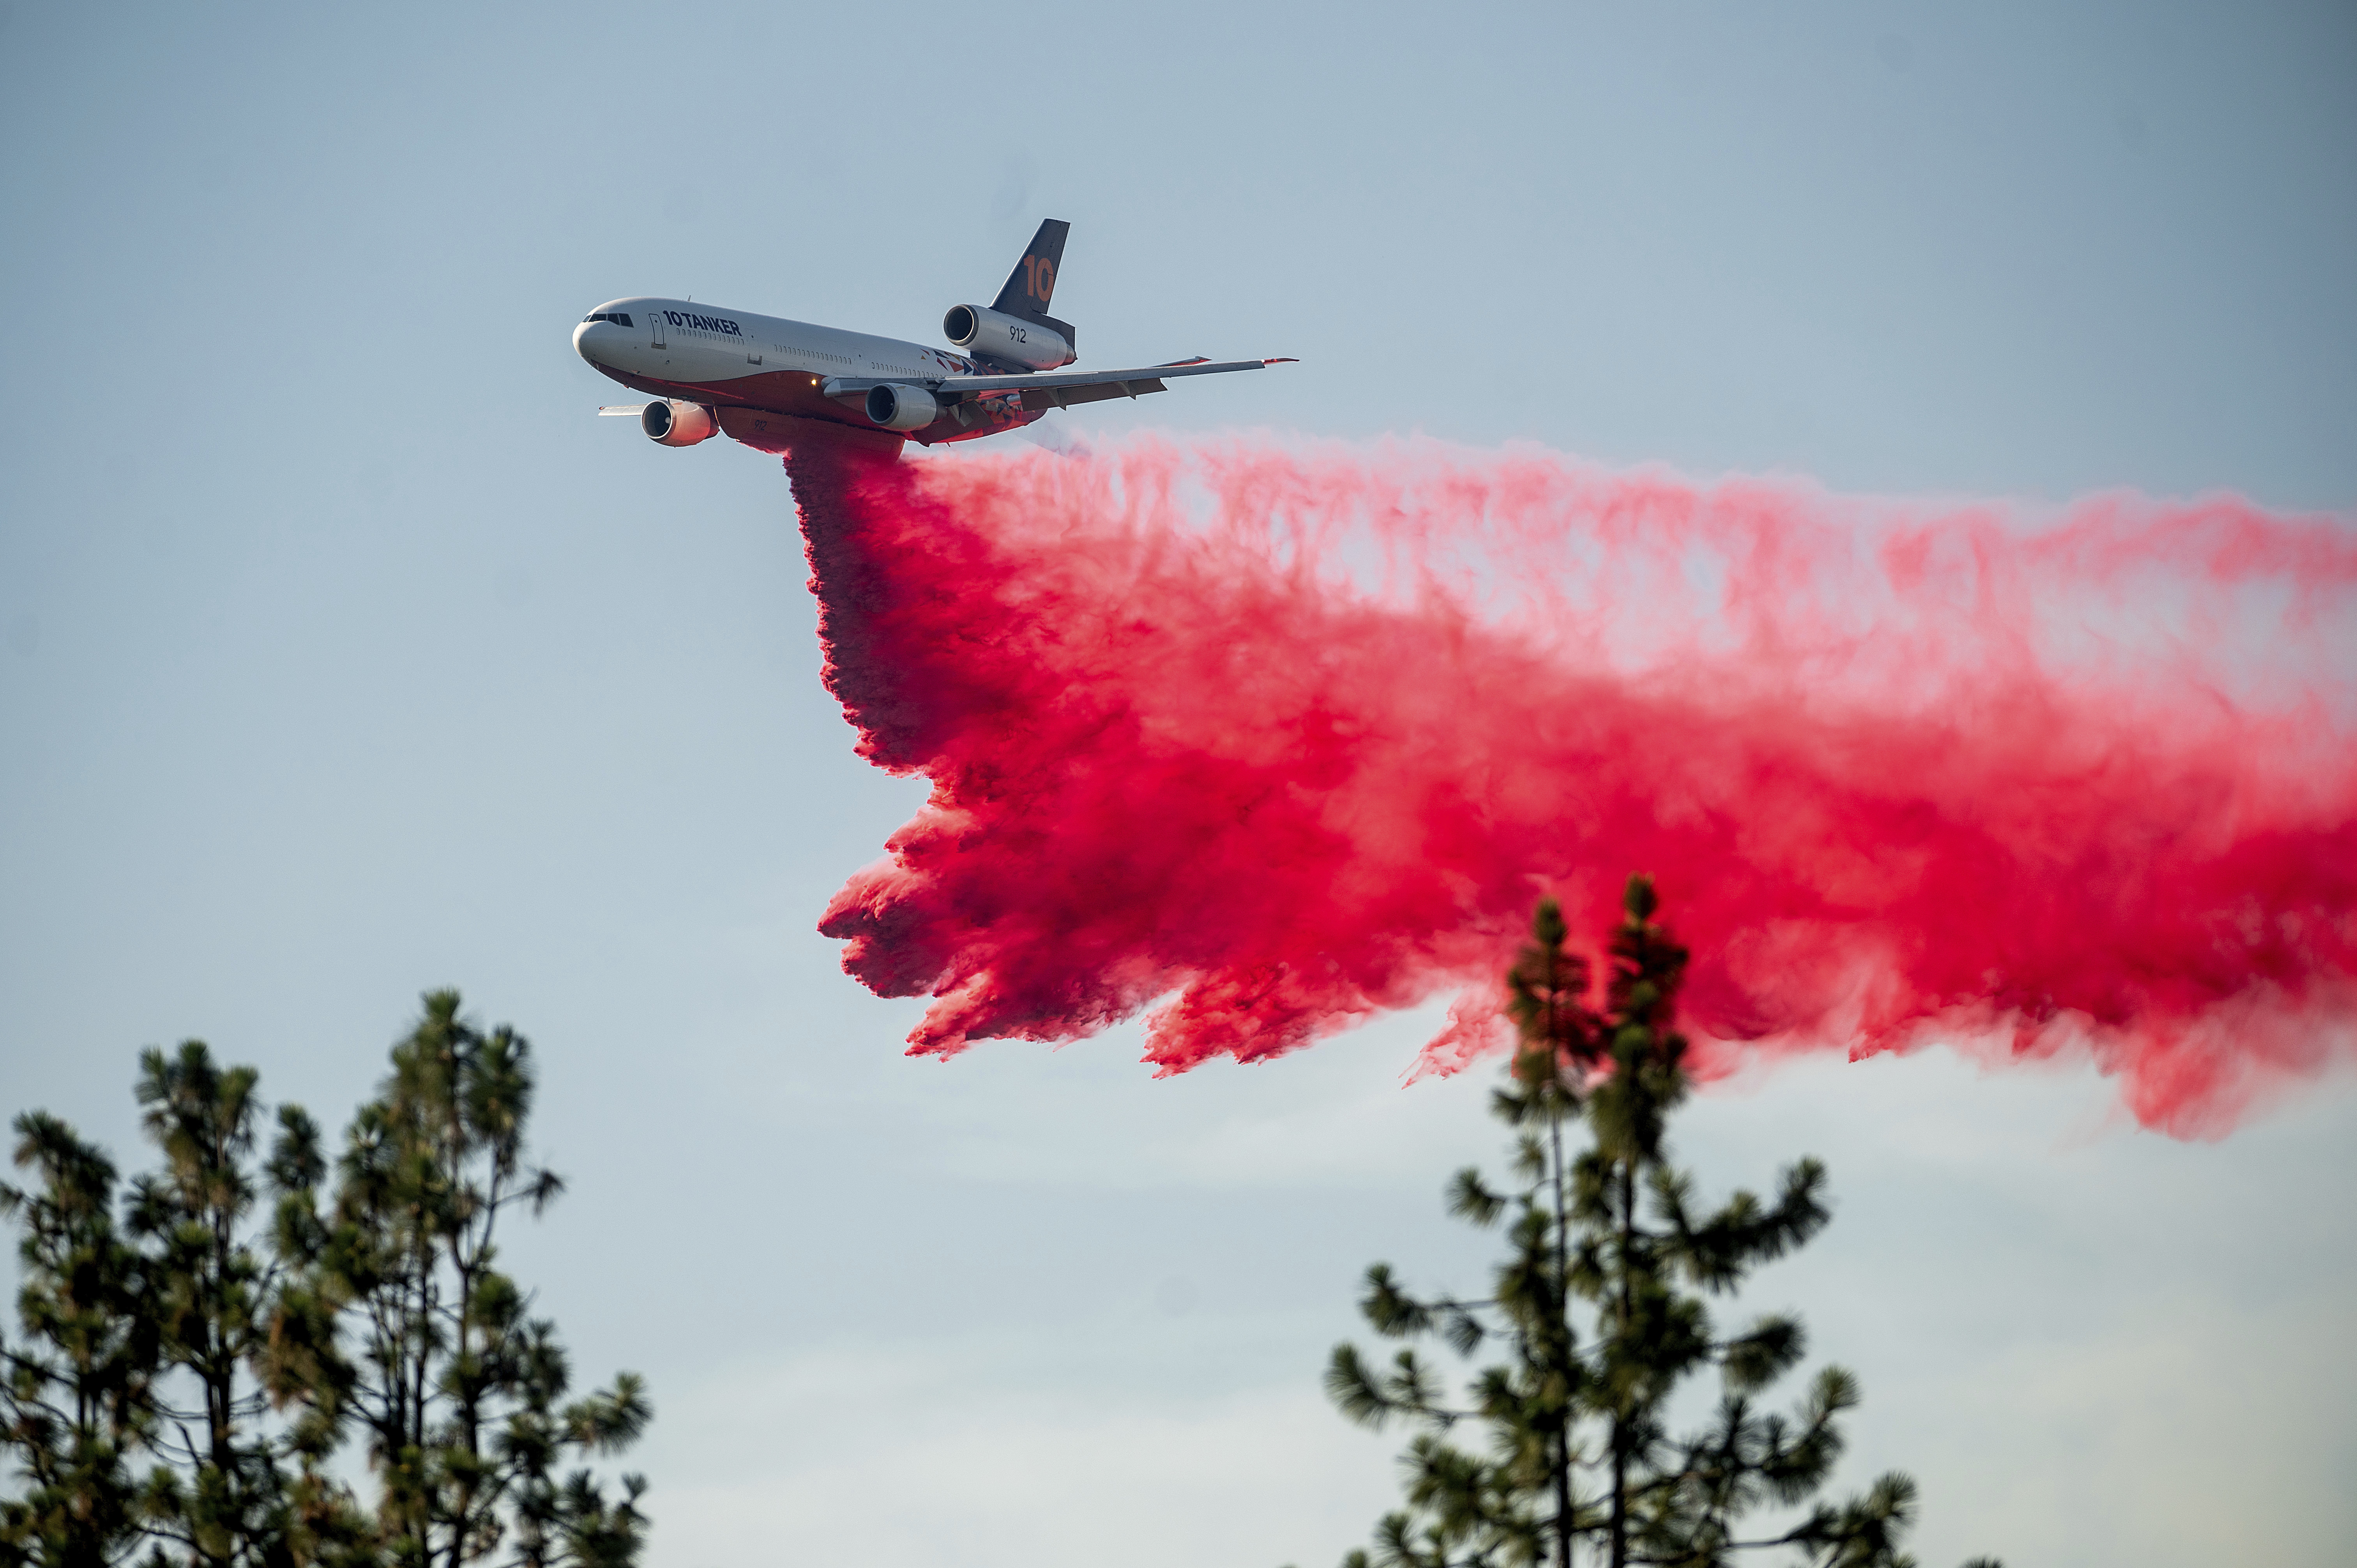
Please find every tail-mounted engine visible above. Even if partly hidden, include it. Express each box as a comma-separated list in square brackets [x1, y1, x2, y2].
[943, 304, 1075, 372]
[641, 400, 716, 446]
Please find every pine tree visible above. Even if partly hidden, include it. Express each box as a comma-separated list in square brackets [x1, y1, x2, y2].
[1324, 877, 1999, 1568]
[251, 1102, 376, 1568]
[4, 995, 650, 1568]
[122, 1045, 293, 1568]
[0, 1115, 154, 1568]
[265, 993, 649, 1568]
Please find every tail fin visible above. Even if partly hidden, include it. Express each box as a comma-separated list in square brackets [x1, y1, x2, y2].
[991, 219, 1071, 325]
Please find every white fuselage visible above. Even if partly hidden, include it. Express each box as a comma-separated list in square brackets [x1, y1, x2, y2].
[572, 298, 1038, 447]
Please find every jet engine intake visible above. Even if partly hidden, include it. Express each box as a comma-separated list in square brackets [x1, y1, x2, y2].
[641, 400, 716, 446]
[943, 304, 1074, 371]
[866, 383, 940, 431]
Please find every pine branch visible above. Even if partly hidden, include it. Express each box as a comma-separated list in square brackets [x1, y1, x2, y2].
[1447, 1169, 1506, 1229]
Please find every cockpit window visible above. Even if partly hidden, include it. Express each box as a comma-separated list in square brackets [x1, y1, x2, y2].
[581, 312, 634, 327]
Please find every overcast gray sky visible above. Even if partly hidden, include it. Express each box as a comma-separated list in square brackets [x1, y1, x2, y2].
[4, 4, 2353, 1566]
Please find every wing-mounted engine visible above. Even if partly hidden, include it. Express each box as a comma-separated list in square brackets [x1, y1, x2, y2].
[944, 304, 1076, 372]
[865, 384, 940, 431]
[641, 400, 716, 446]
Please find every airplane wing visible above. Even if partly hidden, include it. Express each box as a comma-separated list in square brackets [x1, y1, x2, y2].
[821, 357, 1295, 412]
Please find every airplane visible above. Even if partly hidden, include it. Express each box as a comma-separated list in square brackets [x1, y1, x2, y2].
[571, 219, 1292, 457]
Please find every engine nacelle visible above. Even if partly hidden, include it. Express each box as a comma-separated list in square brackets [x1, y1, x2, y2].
[641, 400, 716, 446]
[943, 304, 1074, 371]
[865, 383, 940, 431]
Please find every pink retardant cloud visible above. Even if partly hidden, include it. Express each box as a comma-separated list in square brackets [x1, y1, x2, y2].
[786, 433, 2356, 1137]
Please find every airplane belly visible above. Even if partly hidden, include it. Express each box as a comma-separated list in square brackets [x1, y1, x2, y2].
[592, 359, 867, 428]
[714, 406, 906, 458]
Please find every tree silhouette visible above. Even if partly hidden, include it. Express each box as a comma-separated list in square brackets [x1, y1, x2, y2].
[265, 994, 648, 1568]
[2, 994, 648, 1568]
[1, 1114, 153, 1568]
[1325, 877, 1998, 1568]
[123, 1045, 294, 1568]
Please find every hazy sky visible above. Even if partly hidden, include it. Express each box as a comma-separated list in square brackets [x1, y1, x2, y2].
[4, 5, 2353, 1566]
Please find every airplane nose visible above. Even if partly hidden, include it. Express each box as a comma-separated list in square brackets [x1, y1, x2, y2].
[572, 320, 603, 365]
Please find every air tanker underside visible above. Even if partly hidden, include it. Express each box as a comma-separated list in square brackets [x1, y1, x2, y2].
[572, 219, 1292, 456]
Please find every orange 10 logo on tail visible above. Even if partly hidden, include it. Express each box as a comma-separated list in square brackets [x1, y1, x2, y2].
[1021, 255, 1056, 305]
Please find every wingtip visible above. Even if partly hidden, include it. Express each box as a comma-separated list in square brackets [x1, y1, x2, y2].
[1264, 357, 1300, 366]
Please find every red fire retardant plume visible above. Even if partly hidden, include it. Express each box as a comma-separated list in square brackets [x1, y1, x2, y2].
[786, 431, 2357, 1136]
